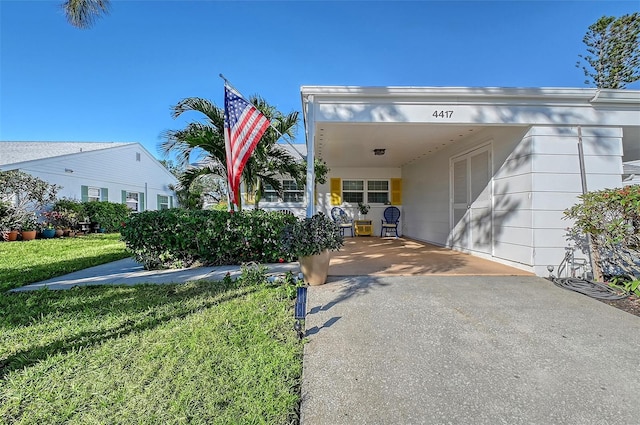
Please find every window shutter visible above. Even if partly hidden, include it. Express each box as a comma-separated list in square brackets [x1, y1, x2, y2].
[330, 178, 342, 206]
[169, 196, 173, 208]
[81, 185, 88, 202]
[101, 188, 108, 201]
[139, 193, 145, 211]
[121, 190, 127, 204]
[157, 194, 161, 210]
[390, 178, 402, 205]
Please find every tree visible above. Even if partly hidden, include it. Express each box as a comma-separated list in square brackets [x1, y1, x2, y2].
[160, 96, 305, 211]
[0, 170, 60, 225]
[62, 0, 110, 29]
[577, 13, 640, 89]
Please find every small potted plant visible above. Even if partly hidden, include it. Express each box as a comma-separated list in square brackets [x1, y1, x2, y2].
[282, 212, 344, 285]
[20, 213, 40, 241]
[0, 202, 20, 241]
[357, 201, 370, 219]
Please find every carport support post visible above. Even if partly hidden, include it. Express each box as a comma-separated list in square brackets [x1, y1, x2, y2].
[305, 95, 316, 218]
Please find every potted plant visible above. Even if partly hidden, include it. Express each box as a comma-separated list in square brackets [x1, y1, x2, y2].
[42, 222, 56, 239]
[357, 202, 370, 219]
[282, 212, 344, 285]
[0, 202, 20, 241]
[20, 213, 39, 241]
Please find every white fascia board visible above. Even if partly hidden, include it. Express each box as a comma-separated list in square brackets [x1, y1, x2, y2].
[301, 86, 640, 108]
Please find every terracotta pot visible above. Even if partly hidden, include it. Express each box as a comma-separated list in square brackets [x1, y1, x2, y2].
[299, 250, 331, 286]
[21, 230, 37, 241]
[4, 230, 19, 242]
[63, 228, 71, 236]
[55, 229, 64, 237]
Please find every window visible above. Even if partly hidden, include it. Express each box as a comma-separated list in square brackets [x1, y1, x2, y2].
[136, 152, 141, 162]
[158, 195, 169, 210]
[262, 180, 304, 203]
[88, 187, 101, 202]
[125, 191, 139, 211]
[282, 180, 303, 202]
[342, 180, 364, 203]
[342, 180, 390, 204]
[367, 180, 389, 204]
[262, 183, 279, 202]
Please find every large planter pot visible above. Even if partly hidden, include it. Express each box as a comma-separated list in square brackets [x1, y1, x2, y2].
[42, 228, 56, 239]
[55, 229, 64, 237]
[299, 250, 331, 286]
[21, 230, 37, 241]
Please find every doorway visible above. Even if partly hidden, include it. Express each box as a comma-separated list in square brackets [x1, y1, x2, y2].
[450, 144, 493, 255]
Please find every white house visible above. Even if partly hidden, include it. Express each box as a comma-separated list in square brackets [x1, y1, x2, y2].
[300, 87, 640, 276]
[0, 142, 177, 211]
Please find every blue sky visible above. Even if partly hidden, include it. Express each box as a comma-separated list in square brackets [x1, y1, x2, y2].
[1, 1, 638, 160]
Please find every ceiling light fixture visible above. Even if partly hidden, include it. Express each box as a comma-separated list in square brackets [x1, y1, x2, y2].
[373, 148, 386, 156]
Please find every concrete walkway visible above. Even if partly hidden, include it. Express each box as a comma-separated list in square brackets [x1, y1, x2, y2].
[10, 257, 299, 292]
[301, 275, 640, 424]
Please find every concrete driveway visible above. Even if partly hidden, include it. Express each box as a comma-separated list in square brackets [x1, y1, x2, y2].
[300, 275, 640, 424]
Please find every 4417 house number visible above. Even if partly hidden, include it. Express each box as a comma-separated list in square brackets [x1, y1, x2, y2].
[433, 110, 454, 118]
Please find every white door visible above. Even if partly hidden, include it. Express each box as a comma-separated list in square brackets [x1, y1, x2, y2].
[450, 146, 492, 254]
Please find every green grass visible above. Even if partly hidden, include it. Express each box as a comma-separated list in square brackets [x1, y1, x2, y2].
[0, 234, 129, 292]
[0, 275, 303, 424]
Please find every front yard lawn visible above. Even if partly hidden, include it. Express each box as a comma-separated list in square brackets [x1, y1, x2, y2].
[0, 275, 303, 424]
[0, 234, 129, 292]
[0, 234, 304, 423]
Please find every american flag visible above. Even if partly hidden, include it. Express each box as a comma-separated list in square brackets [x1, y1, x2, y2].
[223, 83, 270, 207]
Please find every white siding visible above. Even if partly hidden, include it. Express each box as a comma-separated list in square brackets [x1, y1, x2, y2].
[3, 143, 177, 211]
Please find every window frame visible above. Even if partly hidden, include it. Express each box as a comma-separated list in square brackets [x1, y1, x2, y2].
[125, 191, 139, 212]
[87, 187, 101, 202]
[342, 179, 390, 205]
[261, 179, 304, 204]
[158, 195, 169, 210]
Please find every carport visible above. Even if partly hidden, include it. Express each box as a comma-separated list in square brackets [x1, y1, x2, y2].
[301, 86, 640, 276]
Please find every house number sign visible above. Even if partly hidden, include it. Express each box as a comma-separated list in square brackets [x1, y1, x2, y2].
[432, 110, 454, 119]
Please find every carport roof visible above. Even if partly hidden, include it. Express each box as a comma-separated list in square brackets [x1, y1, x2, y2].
[300, 86, 640, 168]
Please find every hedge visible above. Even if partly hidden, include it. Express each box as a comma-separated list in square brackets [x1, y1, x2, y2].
[120, 209, 298, 269]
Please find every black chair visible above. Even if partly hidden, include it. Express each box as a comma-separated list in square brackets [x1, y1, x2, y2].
[331, 207, 354, 237]
[380, 206, 400, 237]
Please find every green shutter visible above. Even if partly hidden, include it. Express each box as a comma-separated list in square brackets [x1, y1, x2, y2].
[169, 196, 173, 208]
[121, 190, 127, 204]
[157, 194, 161, 210]
[81, 185, 88, 202]
[139, 193, 145, 211]
[101, 188, 108, 201]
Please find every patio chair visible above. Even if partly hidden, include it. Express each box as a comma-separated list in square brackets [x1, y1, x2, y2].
[331, 207, 354, 237]
[381, 206, 400, 238]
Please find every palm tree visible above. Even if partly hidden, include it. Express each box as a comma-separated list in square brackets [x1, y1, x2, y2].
[62, 0, 110, 29]
[160, 96, 304, 210]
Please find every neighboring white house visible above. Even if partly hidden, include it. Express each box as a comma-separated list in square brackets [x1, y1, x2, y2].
[0, 142, 177, 211]
[299, 86, 640, 276]
[240, 143, 309, 217]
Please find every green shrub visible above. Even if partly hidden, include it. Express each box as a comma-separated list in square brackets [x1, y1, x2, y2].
[564, 185, 640, 285]
[121, 209, 298, 269]
[52, 199, 86, 229]
[83, 201, 131, 233]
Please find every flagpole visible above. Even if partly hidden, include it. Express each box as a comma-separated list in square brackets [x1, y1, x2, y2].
[219, 74, 306, 160]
